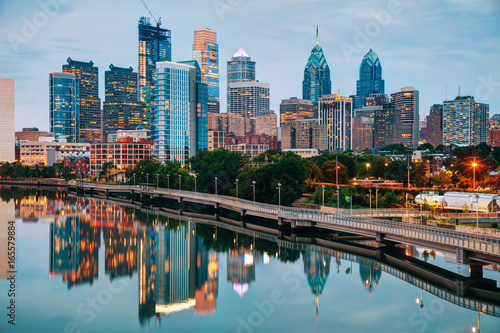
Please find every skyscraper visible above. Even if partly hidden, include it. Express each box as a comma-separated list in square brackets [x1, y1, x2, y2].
[319, 94, 352, 152]
[193, 28, 219, 113]
[373, 102, 401, 149]
[390, 86, 420, 149]
[138, 16, 172, 126]
[354, 49, 385, 109]
[443, 96, 489, 146]
[49, 73, 79, 143]
[0, 78, 15, 163]
[227, 47, 256, 113]
[62, 58, 101, 143]
[102, 65, 143, 140]
[228, 82, 270, 119]
[152, 61, 198, 165]
[303, 27, 331, 104]
[426, 104, 443, 148]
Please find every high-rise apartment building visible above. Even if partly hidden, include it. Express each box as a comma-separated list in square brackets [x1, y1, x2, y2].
[280, 97, 316, 125]
[62, 58, 101, 143]
[227, 47, 256, 113]
[390, 86, 419, 149]
[152, 61, 200, 165]
[443, 96, 489, 146]
[208, 112, 250, 136]
[373, 103, 401, 149]
[103, 65, 143, 140]
[49, 73, 79, 143]
[254, 111, 278, 137]
[138, 17, 172, 126]
[0, 78, 15, 163]
[426, 104, 443, 148]
[319, 94, 352, 151]
[354, 49, 384, 109]
[303, 27, 331, 104]
[228, 82, 270, 119]
[193, 29, 219, 113]
[352, 117, 374, 151]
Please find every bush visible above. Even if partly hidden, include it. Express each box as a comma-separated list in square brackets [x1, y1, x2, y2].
[492, 222, 498, 229]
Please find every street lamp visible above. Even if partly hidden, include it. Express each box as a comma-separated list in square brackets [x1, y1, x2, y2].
[167, 174, 170, 189]
[214, 177, 218, 195]
[366, 163, 371, 177]
[178, 174, 182, 191]
[368, 189, 372, 217]
[375, 186, 379, 212]
[472, 194, 479, 238]
[277, 183, 282, 210]
[133, 173, 136, 186]
[235, 179, 239, 198]
[322, 185, 325, 206]
[415, 288, 424, 309]
[419, 192, 423, 225]
[251, 181, 256, 202]
[146, 173, 149, 184]
[472, 311, 481, 332]
[194, 175, 197, 193]
[337, 186, 340, 211]
[156, 173, 159, 188]
[472, 158, 478, 190]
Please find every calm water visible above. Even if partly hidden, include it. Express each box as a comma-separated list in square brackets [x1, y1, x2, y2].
[0, 188, 499, 333]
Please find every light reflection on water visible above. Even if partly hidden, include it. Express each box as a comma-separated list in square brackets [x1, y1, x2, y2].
[0, 188, 499, 333]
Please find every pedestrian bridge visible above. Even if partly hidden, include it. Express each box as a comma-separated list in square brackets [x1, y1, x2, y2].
[68, 182, 500, 266]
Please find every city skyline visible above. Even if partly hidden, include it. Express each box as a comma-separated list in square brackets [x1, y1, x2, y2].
[1, 0, 499, 131]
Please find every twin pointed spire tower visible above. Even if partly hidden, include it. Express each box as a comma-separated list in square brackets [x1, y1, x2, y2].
[302, 26, 331, 104]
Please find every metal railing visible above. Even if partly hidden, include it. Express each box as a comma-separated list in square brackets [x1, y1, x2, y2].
[71, 183, 500, 257]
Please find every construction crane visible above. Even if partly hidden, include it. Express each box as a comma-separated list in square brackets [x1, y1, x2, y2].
[140, 0, 161, 27]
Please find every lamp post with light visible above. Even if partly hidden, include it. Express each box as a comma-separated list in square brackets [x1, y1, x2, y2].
[251, 181, 256, 202]
[277, 183, 282, 211]
[235, 179, 239, 198]
[167, 174, 170, 189]
[322, 185, 325, 206]
[214, 177, 218, 195]
[194, 175, 197, 193]
[178, 174, 182, 190]
[472, 158, 478, 190]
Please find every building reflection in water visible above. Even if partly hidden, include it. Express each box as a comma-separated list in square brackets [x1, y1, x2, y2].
[303, 250, 331, 320]
[359, 260, 382, 297]
[227, 247, 256, 298]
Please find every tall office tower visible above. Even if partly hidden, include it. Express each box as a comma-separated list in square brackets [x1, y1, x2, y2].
[152, 61, 199, 165]
[281, 119, 327, 151]
[373, 103, 401, 149]
[443, 96, 489, 146]
[318, 94, 352, 152]
[0, 78, 15, 163]
[354, 49, 385, 109]
[49, 73, 79, 143]
[227, 47, 256, 112]
[102, 65, 143, 140]
[280, 97, 316, 125]
[228, 82, 270, 119]
[303, 27, 331, 104]
[193, 28, 219, 113]
[352, 117, 374, 151]
[390, 86, 419, 149]
[302, 250, 331, 319]
[254, 111, 278, 137]
[426, 104, 443, 148]
[62, 58, 101, 143]
[138, 17, 172, 126]
[178, 60, 209, 152]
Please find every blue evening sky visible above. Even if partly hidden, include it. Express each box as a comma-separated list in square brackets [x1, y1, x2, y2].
[0, 0, 499, 131]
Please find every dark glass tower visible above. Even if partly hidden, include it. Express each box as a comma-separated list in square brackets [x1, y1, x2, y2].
[49, 72, 79, 143]
[354, 49, 384, 109]
[302, 27, 331, 104]
[62, 58, 101, 143]
[102, 65, 143, 140]
[138, 16, 171, 127]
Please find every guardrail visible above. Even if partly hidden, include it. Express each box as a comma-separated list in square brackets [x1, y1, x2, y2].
[70, 183, 500, 257]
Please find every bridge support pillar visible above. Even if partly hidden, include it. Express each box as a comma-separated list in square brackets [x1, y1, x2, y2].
[178, 198, 185, 215]
[105, 189, 109, 200]
[240, 209, 246, 221]
[375, 232, 385, 242]
[469, 263, 484, 279]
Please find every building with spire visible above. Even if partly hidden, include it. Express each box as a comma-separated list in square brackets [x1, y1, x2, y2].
[354, 49, 384, 109]
[303, 250, 331, 320]
[303, 26, 331, 104]
[62, 58, 101, 143]
[138, 16, 172, 127]
[193, 28, 219, 113]
[227, 47, 256, 113]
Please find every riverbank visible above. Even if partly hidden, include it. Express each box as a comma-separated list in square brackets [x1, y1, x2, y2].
[0, 179, 68, 187]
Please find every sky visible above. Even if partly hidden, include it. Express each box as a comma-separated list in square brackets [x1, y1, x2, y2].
[0, 0, 499, 131]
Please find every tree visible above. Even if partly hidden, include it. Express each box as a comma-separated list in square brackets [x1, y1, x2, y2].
[432, 170, 452, 188]
[382, 143, 407, 154]
[418, 143, 434, 152]
[322, 160, 348, 184]
[411, 163, 428, 188]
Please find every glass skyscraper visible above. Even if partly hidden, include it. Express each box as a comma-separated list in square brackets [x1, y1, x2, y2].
[153, 61, 202, 165]
[228, 82, 270, 119]
[49, 72, 79, 143]
[354, 49, 385, 109]
[138, 17, 172, 127]
[319, 94, 352, 152]
[302, 27, 331, 104]
[390, 86, 419, 149]
[192, 29, 219, 113]
[227, 47, 256, 113]
[443, 96, 489, 146]
[62, 58, 101, 143]
[102, 65, 143, 140]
